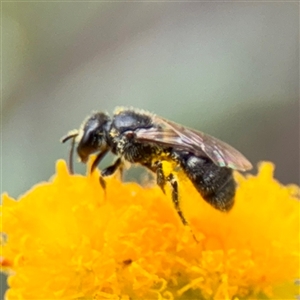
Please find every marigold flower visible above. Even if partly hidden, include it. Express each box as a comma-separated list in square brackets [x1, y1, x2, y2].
[1, 159, 299, 300]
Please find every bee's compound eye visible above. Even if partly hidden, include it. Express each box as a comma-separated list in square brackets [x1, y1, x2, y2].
[77, 129, 100, 163]
[76, 112, 110, 163]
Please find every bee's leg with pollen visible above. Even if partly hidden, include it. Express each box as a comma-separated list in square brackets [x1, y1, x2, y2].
[166, 173, 188, 226]
[151, 161, 166, 194]
[167, 173, 198, 242]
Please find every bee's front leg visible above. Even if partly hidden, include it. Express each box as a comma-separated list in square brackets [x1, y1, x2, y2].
[91, 149, 109, 172]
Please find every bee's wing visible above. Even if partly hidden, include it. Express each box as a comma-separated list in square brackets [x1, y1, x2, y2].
[135, 116, 252, 171]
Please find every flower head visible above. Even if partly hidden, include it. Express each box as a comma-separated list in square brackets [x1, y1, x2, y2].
[1, 159, 299, 299]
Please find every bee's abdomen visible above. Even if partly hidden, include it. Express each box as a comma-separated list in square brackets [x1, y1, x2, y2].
[176, 152, 236, 212]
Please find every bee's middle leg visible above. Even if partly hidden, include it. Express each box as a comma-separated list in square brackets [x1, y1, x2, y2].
[99, 158, 123, 190]
[101, 157, 123, 177]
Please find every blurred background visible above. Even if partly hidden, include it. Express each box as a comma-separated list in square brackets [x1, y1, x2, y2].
[1, 2, 299, 298]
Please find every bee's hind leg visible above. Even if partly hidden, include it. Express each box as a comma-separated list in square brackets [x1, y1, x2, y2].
[147, 161, 196, 240]
[167, 173, 199, 242]
[149, 161, 188, 226]
[166, 173, 188, 226]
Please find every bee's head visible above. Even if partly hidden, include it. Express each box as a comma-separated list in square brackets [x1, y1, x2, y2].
[76, 112, 111, 163]
[61, 112, 111, 172]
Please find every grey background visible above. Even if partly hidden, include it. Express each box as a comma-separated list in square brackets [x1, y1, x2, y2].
[1, 2, 299, 299]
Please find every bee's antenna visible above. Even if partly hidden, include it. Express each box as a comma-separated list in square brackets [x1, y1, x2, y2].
[61, 130, 79, 174]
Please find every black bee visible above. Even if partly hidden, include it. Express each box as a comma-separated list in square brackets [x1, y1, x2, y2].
[61, 107, 252, 226]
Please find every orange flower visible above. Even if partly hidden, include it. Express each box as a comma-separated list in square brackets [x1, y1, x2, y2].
[1, 159, 299, 300]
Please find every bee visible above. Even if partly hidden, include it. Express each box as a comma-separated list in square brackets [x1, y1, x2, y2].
[61, 107, 252, 226]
